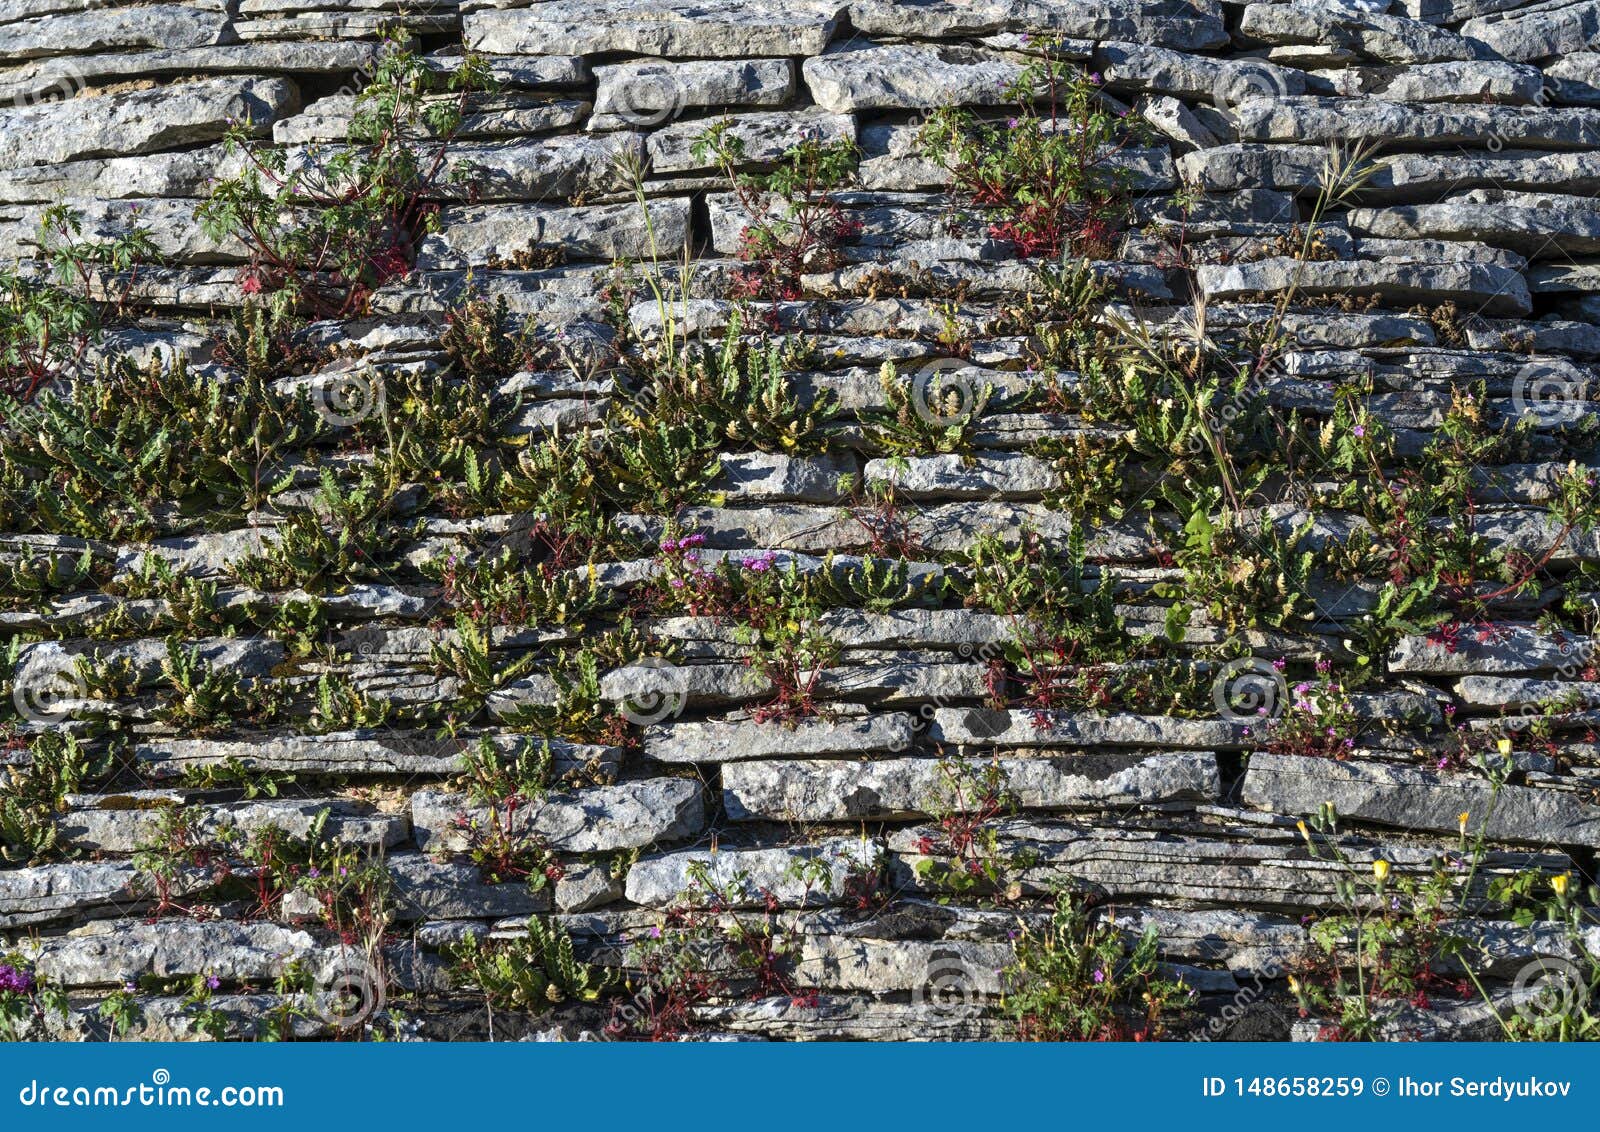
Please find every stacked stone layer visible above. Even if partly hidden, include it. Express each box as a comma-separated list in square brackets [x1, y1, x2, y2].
[2, 0, 1600, 1042]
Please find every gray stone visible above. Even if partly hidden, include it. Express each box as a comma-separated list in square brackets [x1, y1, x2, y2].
[0, 4, 231, 63]
[717, 452, 855, 503]
[388, 854, 551, 921]
[28, 920, 321, 988]
[416, 199, 691, 269]
[0, 76, 297, 171]
[928, 707, 1249, 749]
[1240, 2, 1479, 63]
[644, 713, 917, 763]
[647, 109, 853, 175]
[465, 0, 845, 57]
[0, 42, 378, 107]
[411, 779, 705, 854]
[1462, 0, 1600, 62]
[625, 838, 880, 907]
[848, 0, 1228, 50]
[1313, 60, 1544, 102]
[1195, 257, 1532, 316]
[1230, 97, 1600, 150]
[802, 44, 1023, 113]
[1389, 626, 1588, 674]
[1347, 193, 1600, 258]
[863, 452, 1062, 499]
[722, 751, 1220, 821]
[1243, 752, 1600, 847]
[590, 59, 793, 130]
[0, 862, 146, 928]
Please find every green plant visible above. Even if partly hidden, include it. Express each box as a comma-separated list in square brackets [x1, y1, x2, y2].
[0, 731, 96, 864]
[0, 206, 154, 402]
[457, 735, 553, 806]
[97, 987, 143, 1039]
[157, 638, 283, 733]
[622, 310, 837, 455]
[234, 467, 417, 591]
[449, 917, 613, 1012]
[441, 293, 545, 378]
[692, 121, 860, 301]
[427, 546, 609, 628]
[0, 355, 317, 540]
[860, 360, 994, 458]
[430, 612, 539, 710]
[1002, 895, 1194, 1040]
[911, 757, 1027, 900]
[197, 37, 491, 317]
[0, 955, 68, 1041]
[921, 50, 1140, 258]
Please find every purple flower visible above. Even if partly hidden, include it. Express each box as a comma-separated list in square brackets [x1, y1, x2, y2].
[1088, 72, 1103, 85]
[1352, 425, 1366, 438]
[308, 868, 321, 878]
[669, 578, 686, 590]
[0, 964, 35, 995]
[1006, 118, 1020, 129]
[206, 976, 221, 991]
[1092, 968, 1106, 984]
[648, 926, 663, 939]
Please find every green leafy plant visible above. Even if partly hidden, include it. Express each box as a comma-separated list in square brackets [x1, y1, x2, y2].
[921, 49, 1140, 258]
[1003, 894, 1194, 1040]
[692, 121, 861, 301]
[0, 206, 154, 402]
[197, 37, 492, 317]
[449, 917, 613, 1012]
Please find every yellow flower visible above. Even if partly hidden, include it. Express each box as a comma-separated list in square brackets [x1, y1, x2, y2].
[1372, 859, 1391, 883]
[1296, 820, 1309, 837]
[1497, 738, 1513, 755]
[1458, 811, 1470, 835]
[1287, 975, 1300, 994]
[1553, 873, 1571, 898]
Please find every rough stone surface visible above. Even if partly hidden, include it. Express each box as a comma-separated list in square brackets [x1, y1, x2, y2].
[2, 0, 1596, 1047]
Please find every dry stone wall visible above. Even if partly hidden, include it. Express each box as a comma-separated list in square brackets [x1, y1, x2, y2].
[1, 0, 1600, 1042]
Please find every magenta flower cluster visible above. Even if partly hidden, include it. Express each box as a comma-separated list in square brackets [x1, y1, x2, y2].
[0, 964, 36, 995]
